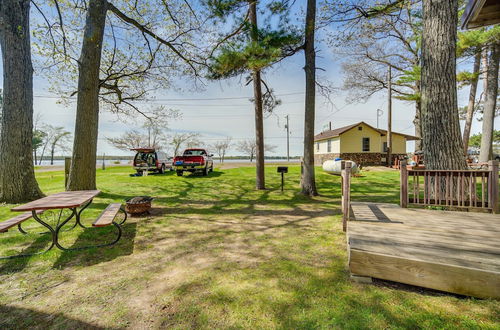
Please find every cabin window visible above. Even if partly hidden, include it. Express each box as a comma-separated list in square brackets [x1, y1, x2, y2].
[383, 142, 388, 152]
[358, 126, 362, 131]
[316, 142, 320, 151]
[327, 139, 331, 152]
[362, 137, 370, 152]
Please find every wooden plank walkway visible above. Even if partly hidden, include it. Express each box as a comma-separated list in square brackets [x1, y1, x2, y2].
[348, 202, 500, 299]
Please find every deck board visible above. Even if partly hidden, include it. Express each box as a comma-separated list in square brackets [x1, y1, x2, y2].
[348, 202, 500, 299]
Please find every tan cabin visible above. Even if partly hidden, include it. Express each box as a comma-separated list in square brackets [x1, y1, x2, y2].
[313, 122, 419, 165]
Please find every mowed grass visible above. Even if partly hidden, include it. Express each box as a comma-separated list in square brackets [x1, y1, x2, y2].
[0, 165, 498, 329]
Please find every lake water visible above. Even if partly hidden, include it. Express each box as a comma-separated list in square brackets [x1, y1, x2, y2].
[36, 158, 300, 166]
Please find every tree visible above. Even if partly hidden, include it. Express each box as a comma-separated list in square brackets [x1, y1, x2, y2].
[107, 130, 149, 152]
[0, 0, 43, 202]
[469, 131, 500, 148]
[237, 139, 276, 162]
[420, 0, 465, 170]
[170, 133, 201, 156]
[207, 0, 301, 190]
[32, 129, 46, 165]
[67, 0, 107, 190]
[107, 108, 177, 153]
[301, 0, 318, 196]
[0, 89, 2, 135]
[212, 137, 232, 163]
[38, 124, 70, 165]
[479, 41, 500, 162]
[47, 126, 72, 165]
[457, 26, 500, 154]
[35, 1, 204, 190]
[330, 1, 423, 151]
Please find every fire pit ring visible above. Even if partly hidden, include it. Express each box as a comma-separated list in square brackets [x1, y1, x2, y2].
[125, 196, 153, 215]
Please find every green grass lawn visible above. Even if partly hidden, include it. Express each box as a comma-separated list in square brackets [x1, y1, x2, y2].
[0, 165, 498, 329]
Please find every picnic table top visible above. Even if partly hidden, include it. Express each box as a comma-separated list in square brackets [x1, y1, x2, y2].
[11, 190, 101, 212]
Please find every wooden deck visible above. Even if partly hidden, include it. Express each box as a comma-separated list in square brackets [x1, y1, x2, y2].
[348, 202, 500, 299]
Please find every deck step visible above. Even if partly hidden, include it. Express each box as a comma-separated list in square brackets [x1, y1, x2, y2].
[93, 203, 121, 227]
[347, 202, 500, 299]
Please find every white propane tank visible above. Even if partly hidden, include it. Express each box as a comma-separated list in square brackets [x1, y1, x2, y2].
[322, 159, 358, 175]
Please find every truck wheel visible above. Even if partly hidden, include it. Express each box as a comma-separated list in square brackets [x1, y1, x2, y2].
[203, 166, 208, 176]
[159, 164, 166, 174]
[176, 170, 183, 177]
[209, 165, 213, 172]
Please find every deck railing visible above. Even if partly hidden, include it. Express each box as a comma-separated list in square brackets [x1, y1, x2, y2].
[400, 160, 499, 213]
[341, 161, 352, 232]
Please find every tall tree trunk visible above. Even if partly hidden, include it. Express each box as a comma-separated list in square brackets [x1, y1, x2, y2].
[413, 79, 422, 152]
[463, 51, 481, 155]
[301, 0, 318, 196]
[249, 1, 265, 190]
[479, 42, 500, 162]
[50, 144, 56, 165]
[387, 66, 392, 166]
[413, 98, 422, 151]
[67, 0, 107, 190]
[482, 48, 488, 97]
[39, 139, 49, 165]
[421, 0, 465, 170]
[0, 0, 43, 202]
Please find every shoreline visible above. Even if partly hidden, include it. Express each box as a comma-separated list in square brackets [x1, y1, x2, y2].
[35, 161, 301, 173]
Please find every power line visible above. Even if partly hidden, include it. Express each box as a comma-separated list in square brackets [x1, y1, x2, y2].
[97, 136, 305, 141]
[133, 100, 305, 107]
[33, 91, 306, 102]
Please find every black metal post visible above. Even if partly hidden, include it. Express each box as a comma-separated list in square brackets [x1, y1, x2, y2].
[281, 172, 284, 192]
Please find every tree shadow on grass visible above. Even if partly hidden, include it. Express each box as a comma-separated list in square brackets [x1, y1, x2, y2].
[0, 233, 52, 275]
[97, 179, 197, 203]
[0, 304, 114, 329]
[181, 170, 224, 178]
[52, 222, 137, 269]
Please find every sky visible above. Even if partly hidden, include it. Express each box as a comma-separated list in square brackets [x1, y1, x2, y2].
[28, 55, 419, 157]
[2, 2, 499, 158]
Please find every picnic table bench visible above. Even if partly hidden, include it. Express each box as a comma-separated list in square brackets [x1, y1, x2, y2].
[0, 190, 127, 259]
[0, 210, 43, 233]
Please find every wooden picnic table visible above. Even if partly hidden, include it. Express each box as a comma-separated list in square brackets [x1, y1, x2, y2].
[1, 190, 126, 259]
[12, 190, 101, 211]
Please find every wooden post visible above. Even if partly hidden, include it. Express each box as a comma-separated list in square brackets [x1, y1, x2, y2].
[342, 161, 352, 232]
[387, 66, 392, 167]
[341, 160, 345, 214]
[64, 157, 71, 190]
[400, 159, 408, 208]
[488, 160, 499, 213]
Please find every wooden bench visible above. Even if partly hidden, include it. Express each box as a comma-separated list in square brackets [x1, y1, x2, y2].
[0, 210, 43, 233]
[93, 203, 122, 227]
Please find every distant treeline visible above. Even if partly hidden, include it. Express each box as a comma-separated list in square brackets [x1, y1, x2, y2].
[40, 155, 301, 161]
[39, 155, 134, 161]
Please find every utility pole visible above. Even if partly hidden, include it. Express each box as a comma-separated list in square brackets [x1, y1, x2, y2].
[285, 115, 290, 162]
[376, 109, 383, 129]
[387, 66, 393, 167]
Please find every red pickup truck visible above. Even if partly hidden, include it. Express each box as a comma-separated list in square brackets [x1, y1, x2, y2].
[173, 148, 214, 176]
